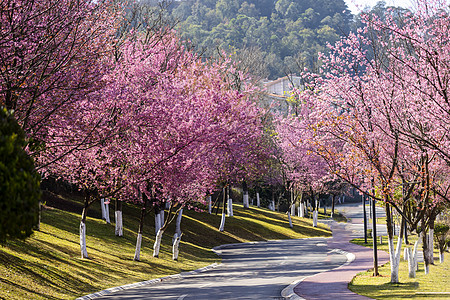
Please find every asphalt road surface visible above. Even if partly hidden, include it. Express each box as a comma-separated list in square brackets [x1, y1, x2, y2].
[96, 238, 347, 300]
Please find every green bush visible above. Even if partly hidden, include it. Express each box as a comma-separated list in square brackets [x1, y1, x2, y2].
[0, 107, 41, 241]
[434, 223, 450, 253]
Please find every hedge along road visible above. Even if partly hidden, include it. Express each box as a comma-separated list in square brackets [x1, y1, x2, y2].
[89, 238, 347, 300]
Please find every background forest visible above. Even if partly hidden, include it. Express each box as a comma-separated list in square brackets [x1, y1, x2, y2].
[168, 0, 353, 79]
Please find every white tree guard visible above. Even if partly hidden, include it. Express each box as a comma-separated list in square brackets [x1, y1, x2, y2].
[115, 210, 123, 236]
[134, 233, 142, 261]
[153, 229, 164, 257]
[256, 192, 260, 208]
[219, 212, 226, 232]
[80, 221, 89, 258]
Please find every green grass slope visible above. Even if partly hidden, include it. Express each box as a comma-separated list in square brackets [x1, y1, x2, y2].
[0, 192, 330, 299]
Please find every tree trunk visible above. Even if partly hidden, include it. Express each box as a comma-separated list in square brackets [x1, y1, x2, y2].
[423, 231, 433, 274]
[115, 199, 123, 236]
[256, 192, 260, 208]
[104, 199, 110, 224]
[101, 198, 106, 220]
[172, 233, 183, 261]
[155, 207, 161, 234]
[134, 198, 147, 261]
[290, 191, 296, 216]
[243, 181, 249, 208]
[288, 211, 293, 228]
[80, 192, 91, 259]
[153, 228, 164, 257]
[331, 195, 336, 217]
[37, 201, 42, 231]
[428, 226, 434, 264]
[406, 247, 414, 278]
[208, 195, 212, 214]
[219, 187, 226, 232]
[313, 211, 318, 227]
[175, 208, 183, 237]
[160, 207, 165, 230]
[227, 198, 233, 217]
[386, 203, 402, 283]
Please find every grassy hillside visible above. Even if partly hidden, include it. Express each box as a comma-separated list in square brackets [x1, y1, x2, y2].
[0, 192, 330, 299]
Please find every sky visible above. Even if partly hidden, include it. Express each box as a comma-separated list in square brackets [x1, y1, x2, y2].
[345, 0, 416, 15]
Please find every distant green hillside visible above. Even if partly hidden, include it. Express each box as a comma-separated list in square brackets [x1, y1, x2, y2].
[169, 0, 353, 79]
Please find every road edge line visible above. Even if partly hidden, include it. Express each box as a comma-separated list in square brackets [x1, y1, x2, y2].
[280, 248, 355, 300]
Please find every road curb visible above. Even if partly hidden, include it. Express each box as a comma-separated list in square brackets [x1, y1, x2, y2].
[75, 262, 220, 300]
[281, 248, 355, 300]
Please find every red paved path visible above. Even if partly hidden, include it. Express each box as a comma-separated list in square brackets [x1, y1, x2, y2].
[294, 217, 390, 299]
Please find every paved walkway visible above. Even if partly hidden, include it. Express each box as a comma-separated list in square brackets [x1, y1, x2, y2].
[293, 204, 390, 299]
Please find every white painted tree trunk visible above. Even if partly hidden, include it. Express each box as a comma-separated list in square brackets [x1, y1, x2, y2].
[425, 263, 430, 274]
[313, 211, 318, 227]
[428, 229, 434, 264]
[415, 235, 422, 271]
[115, 210, 123, 236]
[243, 193, 249, 208]
[388, 236, 403, 283]
[172, 233, 182, 260]
[256, 192, 260, 208]
[227, 198, 233, 217]
[288, 211, 293, 228]
[134, 233, 142, 261]
[291, 203, 295, 216]
[208, 196, 212, 214]
[80, 221, 88, 258]
[105, 201, 110, 224]
[101, 198, 106, 220]
[271, 200, 275, 211]
[175, 208, 183, 236]
[219, 212, 226, 232]
[153, 228, 164, 257]
[155, 211, 161, 234]
[405, 247, 416, 278]
[160, 210, 165, 229]
[439, 251, 444, 263]
[299, 202, 304, 217]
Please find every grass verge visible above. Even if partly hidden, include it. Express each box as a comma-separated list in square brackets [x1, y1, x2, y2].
[349, 236, 450, 299]
[0, 192, 330, 299]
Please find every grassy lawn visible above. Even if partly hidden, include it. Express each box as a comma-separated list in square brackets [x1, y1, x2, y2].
[349, 235, 450, 299]
[0, 192, 330, 300]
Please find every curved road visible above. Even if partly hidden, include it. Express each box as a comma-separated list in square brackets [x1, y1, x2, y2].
[95, 238, 346, 300]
